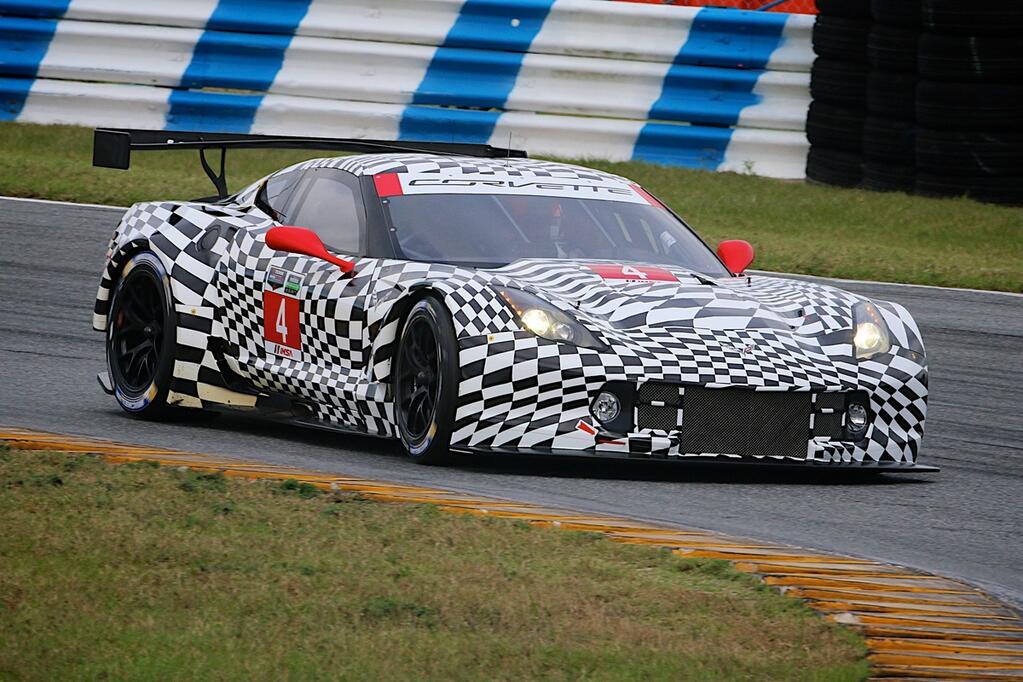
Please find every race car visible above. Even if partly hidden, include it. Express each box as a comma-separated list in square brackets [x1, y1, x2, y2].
[92, 129, 933, 470]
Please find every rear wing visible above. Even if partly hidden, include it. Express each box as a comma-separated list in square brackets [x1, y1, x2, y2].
[92, 128, 527, 199]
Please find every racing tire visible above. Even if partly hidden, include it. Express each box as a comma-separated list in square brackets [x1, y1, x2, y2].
[394, 297, 459, 465]
[867, 25, 920, 72]
[812, 17, 870, 62]
[870, 0, 919, 27]
[917, 80, 1023, 131]
[921, 0, 1023, 37]
[867, 71, 917, 120]
[863, 116, 916, 163]
[918, 34, 1023, 83]
[106, 251, 178, 420]
[863, 161, 916, 193]
[806, 146, 863, 187]
[916, 129, 1023, 176]
[816, 0, 870, 19]
[806, 102, 865, 152]
[810, 58, 869, 107]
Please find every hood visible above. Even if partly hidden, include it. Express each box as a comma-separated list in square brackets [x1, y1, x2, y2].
[484, 259, 864, 338]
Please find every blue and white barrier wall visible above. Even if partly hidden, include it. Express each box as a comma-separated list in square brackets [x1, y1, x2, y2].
[0, 0, 814, 178]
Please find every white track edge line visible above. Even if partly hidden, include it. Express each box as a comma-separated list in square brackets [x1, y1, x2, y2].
[0, 195, 127, 211]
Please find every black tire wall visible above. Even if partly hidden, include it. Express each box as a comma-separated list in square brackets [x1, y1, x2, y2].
[809, 0, 1021, 204]
[807, 0, 871, 187]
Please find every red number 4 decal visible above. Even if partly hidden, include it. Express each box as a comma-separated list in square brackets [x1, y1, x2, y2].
[587, 264, 678, 282]
[263, 291, 301, 351]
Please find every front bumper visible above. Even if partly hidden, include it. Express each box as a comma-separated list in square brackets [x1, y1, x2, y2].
[452, 329, 928, 468]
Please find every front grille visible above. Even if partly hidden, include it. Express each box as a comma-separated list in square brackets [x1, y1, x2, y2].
[636, 383, 813, 457]
[678, 387, 812, 457]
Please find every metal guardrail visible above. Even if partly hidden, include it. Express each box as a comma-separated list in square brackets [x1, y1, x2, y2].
[0, 0, 814, 178]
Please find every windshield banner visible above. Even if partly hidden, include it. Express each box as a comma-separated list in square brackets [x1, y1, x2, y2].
[375, 172, 651, 204]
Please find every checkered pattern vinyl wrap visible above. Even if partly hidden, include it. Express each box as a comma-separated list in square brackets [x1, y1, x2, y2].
[94, 154, 928, 467]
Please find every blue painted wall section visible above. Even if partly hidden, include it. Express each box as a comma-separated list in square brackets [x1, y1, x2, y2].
[399, 0, 555, 143]
[165, 0, 311, 132]
[633, 7, 788, 169]
[0, 4, 72, 120]
[0, 0, 68, 18]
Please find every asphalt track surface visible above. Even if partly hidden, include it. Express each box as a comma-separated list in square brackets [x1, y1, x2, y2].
[2, 197, 1021, 609]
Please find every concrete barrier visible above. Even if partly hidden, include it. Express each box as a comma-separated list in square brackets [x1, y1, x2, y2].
[0, 0, 814, 178]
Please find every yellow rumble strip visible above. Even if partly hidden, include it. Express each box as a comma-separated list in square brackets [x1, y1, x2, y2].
[3, 426, 1021, 681]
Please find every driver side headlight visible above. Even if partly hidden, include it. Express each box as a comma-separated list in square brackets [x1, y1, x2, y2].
[853, 301, 891, 359]
[495, 287, 606, 350]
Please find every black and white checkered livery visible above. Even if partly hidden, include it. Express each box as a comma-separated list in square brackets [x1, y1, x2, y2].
[94, 152, 930, 470]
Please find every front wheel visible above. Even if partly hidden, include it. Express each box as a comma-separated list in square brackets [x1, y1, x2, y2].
[106, 251, 177, 419]
[394, 297, 458, 465]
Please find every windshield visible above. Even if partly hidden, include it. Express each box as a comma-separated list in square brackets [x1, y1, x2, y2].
[382, 193, 729, 275]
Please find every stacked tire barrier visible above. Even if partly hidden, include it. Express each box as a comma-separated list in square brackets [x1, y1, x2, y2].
[806, 0, 870, 187]
[915, 0, 1023, 204]
[863, 0, 917, 193]
[806, 0, 1023, 204]
[0, 0, 815, 179]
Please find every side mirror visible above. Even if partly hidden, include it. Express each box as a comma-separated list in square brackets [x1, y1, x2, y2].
[717, 239, 755, 275]
[266, 226, 354, 274]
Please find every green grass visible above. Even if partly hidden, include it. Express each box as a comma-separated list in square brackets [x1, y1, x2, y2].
[0, 449, 868, 681]
[2, 121, 1017, 291]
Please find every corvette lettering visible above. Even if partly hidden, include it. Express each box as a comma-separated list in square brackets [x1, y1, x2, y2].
[407, 179, 632, 196]
[389, 175, 650, 204]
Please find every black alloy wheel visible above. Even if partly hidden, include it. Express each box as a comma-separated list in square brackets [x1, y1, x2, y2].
[107, 252, 177, 419]
[397, 316, 440, 441]
[394, 297, 458, 464]
[111, 273, 163, 392]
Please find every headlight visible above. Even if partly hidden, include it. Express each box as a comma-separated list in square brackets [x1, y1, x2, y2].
[495, 287, 606, 350]
[853, 301, 891, 359]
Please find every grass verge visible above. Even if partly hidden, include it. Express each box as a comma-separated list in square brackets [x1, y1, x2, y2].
[3, 121, 1017, 291]
[0, 447, 867, 681]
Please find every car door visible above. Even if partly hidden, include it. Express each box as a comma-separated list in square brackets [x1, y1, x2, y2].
[218, 166, 374, 410]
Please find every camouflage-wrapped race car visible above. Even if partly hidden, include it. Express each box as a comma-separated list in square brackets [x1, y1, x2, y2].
[92, 129, 932, 470]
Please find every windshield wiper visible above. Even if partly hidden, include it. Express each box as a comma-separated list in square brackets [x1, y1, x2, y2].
[690, 272, 719, 286]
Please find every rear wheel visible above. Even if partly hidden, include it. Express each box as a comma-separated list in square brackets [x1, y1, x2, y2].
[394, 298, 458, 465]
[106, 251, 177, 419]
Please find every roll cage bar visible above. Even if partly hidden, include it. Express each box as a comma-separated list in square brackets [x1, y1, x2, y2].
[92, 128, 527, 200]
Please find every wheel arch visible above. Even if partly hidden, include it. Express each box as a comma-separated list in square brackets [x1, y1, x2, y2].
[93, 238, 152, 331]
[369, 281, 459, 386]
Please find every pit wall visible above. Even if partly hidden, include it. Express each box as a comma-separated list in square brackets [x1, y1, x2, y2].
[0, 0, 814, 179]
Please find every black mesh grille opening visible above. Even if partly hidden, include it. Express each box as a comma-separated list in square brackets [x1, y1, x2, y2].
[637, 405, 679, 431]
[677, 387, 812, 457]
[638, 382, 681, 405]
[812, 411, 844, 438]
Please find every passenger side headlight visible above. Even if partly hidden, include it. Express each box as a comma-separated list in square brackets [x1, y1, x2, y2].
[853, 301, 891, 359]
[495, 287, 606, 350]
